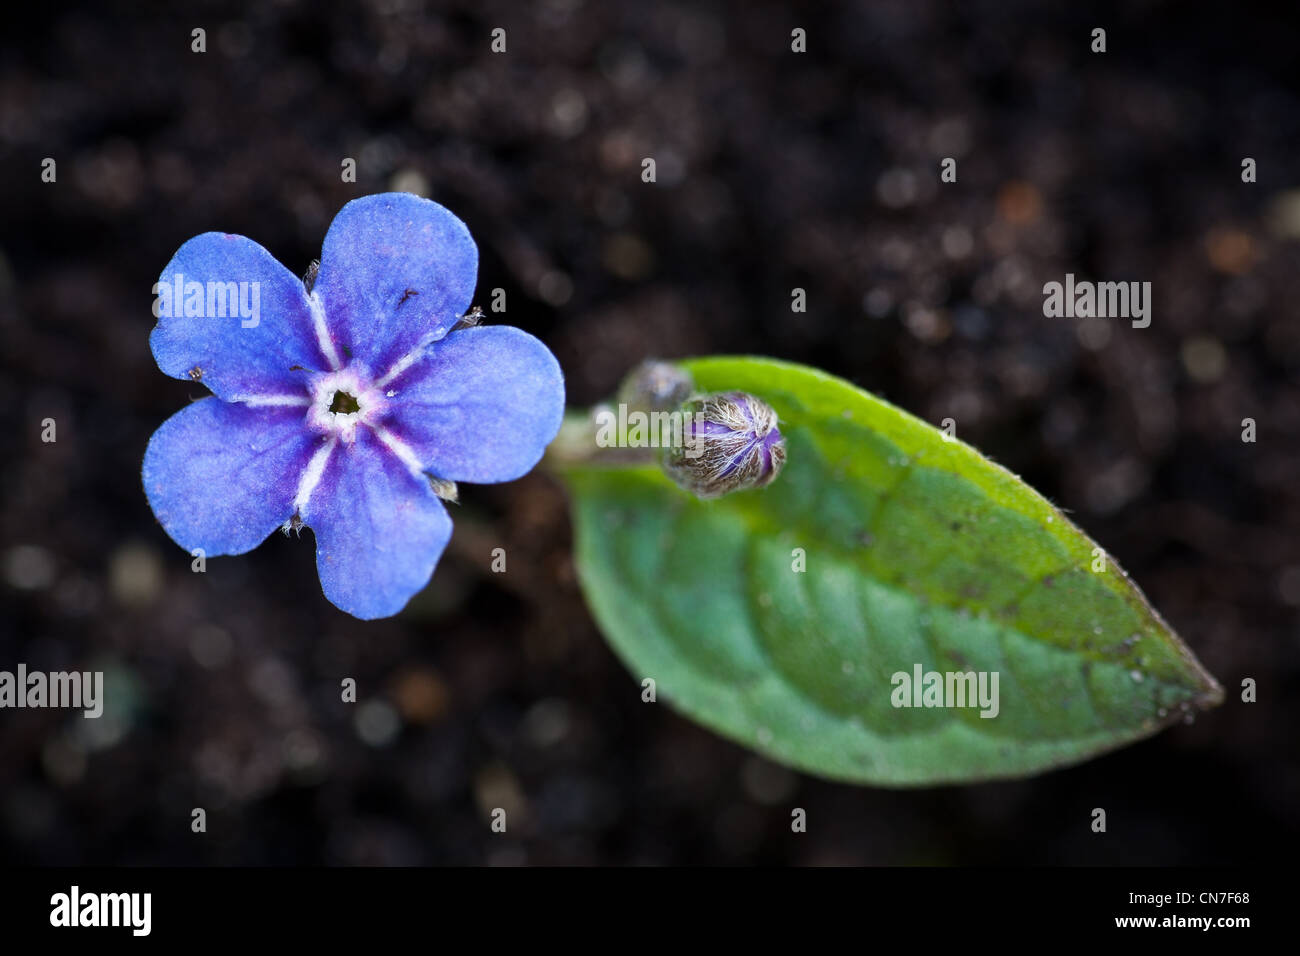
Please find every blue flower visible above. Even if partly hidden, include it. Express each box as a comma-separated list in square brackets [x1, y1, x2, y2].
[142, 193, 565, 619]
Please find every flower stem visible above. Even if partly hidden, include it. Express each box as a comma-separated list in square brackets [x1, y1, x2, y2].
[542, 409, 659, 470]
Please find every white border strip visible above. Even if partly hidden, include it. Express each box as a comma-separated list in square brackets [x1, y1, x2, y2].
[234, 394, 311, 407]
[294, 438, 337, 514]
[309, 291, 343, 371]
[373, 426, 426, 478]
[375, 332, 437, 389]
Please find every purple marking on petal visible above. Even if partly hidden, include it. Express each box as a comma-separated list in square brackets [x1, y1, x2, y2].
[716, 437, 759, 479]
[692, 420, 735, 438]
[759, 426, 783, 477]
[731, 392, 759, 430]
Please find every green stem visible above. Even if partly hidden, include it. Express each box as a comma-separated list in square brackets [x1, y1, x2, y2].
[542, 408, 660, 471]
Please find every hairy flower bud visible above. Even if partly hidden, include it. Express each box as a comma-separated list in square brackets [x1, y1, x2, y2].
[663, 391, 786, 499]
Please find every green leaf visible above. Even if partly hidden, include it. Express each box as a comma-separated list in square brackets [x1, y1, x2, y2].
[558, 356, 1222, 785]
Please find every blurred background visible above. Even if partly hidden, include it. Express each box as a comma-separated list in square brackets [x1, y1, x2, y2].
[1, 0, 1297, 864]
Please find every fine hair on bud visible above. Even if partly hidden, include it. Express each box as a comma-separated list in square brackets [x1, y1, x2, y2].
[664, 391, 786, 499]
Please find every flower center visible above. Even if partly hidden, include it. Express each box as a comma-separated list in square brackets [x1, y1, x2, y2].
[306, 366, 389, 443]
[329, 390, 361, 415]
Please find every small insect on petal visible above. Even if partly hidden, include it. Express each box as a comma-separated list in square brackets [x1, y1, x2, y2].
[428, 476, 459, 504]
[451, 305, 485, 332]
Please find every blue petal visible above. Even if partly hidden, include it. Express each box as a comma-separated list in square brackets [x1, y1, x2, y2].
[150, 233, 327, 400]
[382, 326, 565, 483]
[314, 193, 478, 376]
[143, 398, 319, 555]
[304, 430, 452, 620]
